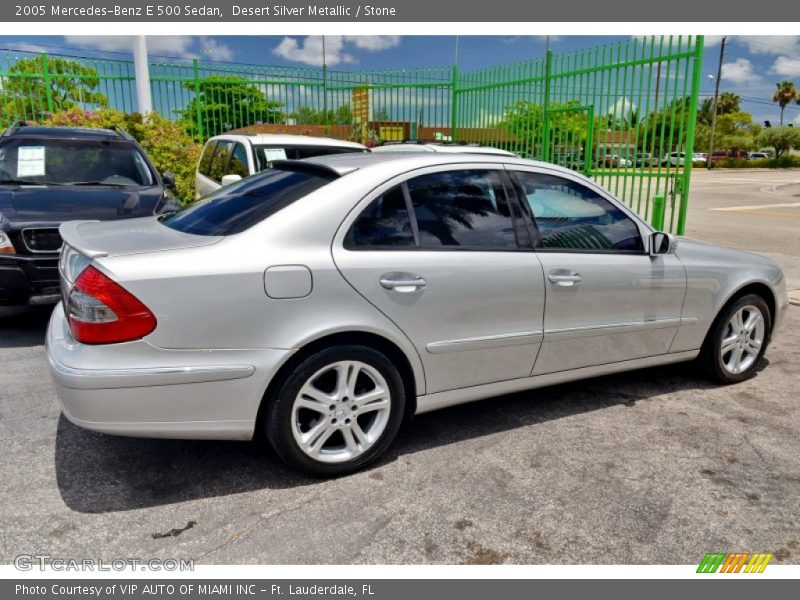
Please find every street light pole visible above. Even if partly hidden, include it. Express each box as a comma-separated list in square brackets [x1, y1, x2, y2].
[133, 35, 153, 115]
[706, 36, 726, 169]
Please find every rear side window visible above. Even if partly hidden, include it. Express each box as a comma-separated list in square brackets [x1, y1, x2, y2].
[198, 141, 216, 176]
[345, 186, 414, 248]
[208, 141, 233, 182]
[407, 170, 518, 249]
[254, 145, 364, 172]
[163, 168, 336, 236]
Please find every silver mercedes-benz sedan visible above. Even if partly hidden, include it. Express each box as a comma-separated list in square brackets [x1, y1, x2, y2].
[46, 153, 789, 476]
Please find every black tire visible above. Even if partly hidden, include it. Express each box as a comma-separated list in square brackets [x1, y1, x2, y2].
[264, 345, 406, 477]
[700, 293, 772, 384]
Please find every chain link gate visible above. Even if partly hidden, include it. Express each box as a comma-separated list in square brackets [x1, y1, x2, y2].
[1, 36, 703, 232]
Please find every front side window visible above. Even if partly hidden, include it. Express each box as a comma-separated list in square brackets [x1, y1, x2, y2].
[406, 170, 518, 249]
[208, 140, 233, 182]
[0, 138, 154, 186]
[511, 171, 643, 252]
[198, 141, 216, 176]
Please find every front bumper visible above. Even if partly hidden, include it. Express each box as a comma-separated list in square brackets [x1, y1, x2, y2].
[46, 302, 294, 440]
[0, 253, 60, 306]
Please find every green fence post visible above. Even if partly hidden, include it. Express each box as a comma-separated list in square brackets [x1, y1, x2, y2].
[652, 194, 666, 231]
[41, 52, 54, 115]
[677, 35, 705, 235]
[541, 49, 553, 162]
[450, 64, 459, 143]
[192, 58, 204, 141]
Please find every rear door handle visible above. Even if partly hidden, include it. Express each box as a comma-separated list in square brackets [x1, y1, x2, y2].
[548, 271, 582, 286]
[379, 273, 427, 292]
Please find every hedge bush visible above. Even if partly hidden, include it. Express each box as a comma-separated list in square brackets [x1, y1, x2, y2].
[712, 156, 800, 169]
[38, 107, 201, 206]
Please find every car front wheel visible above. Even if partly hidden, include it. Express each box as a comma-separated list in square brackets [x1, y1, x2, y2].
[264, 345, 406, 477]
[702, 294, 771, 384]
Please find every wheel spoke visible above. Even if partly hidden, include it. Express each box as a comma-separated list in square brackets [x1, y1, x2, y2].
[745, 311, 762, 333]
[747, 337, 762, 353]
[728, 346, 744, 373]
[354, 388, 387, 406]
[335, 362, 352, 401]
[720, 336, 738, 356]
[732, 310, 744, 331]
[295, 398, 329, 414]
[301, 419, 333, 453]
[351, 420, 370, 446]
[300, 384, 334, 406]
[358, 397, 390, 413]
[342, 427, 359, 454]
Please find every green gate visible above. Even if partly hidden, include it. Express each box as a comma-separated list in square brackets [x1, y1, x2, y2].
[0, 36, 703, 232]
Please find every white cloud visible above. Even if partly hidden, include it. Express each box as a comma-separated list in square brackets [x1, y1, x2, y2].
[2, 41, 47, 54]
[702, 36, 726, 47]
[62, 36, 234, 61]
[273, 35, 401, 67]
[770, 55, 800, 78]
[721, 58, 760, 84]
[344, 36, 401, 51]
[735, 36, 800, 55]
[609, 97, 637, 116]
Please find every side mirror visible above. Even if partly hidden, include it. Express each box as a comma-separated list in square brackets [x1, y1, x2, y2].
[220, 174, 242, 187]
[161, 171, 176, 189]
[650, 231, 677, 256]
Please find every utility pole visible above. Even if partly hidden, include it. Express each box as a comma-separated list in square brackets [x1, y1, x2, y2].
[706, 36, 726, 169]
[133, 36, 153, 115]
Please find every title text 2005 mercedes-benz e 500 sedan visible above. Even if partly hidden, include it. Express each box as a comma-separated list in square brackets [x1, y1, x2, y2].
[46, 153, 789, 476]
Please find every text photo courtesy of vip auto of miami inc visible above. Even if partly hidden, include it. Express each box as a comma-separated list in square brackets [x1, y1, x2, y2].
[0, 17, 799, 593]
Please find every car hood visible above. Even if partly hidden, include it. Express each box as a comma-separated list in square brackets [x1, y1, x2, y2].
[60, 217, 222, 258]
[676, 236, 783, 275]
[0, 185, 163, 223]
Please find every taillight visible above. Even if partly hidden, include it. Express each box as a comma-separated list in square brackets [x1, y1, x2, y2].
[67, 266, 156, 344]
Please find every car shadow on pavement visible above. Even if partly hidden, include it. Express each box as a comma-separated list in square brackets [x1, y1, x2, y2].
[0, 307, 51, 348]
[54, 357, 770, 515]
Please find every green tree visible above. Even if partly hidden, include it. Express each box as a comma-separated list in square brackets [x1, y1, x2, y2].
[637, 96, 692, 152]
[695, 111, 761, 154]
[757, 125, 800, 159]
[290, 104, 353, 126]
[0, 56, 108, 124]
[372, 107, 391, 121]
[772, 80, 798, 125]
[178, 76, 285, 138]
[500, 99, 589, 156]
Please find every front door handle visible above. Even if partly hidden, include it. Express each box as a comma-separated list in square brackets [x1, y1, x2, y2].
[548, 271, 582, 286]
[379, 273, 427, 292]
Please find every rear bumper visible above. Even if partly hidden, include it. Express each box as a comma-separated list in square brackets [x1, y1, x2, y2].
[0, 253, 60, 306]
[46, 303, 294, 440]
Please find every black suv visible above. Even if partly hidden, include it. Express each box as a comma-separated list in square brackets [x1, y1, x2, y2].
[0, 123, 181, 307]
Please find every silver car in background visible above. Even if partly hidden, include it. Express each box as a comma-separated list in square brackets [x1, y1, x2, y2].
[47, 153, 789, 476]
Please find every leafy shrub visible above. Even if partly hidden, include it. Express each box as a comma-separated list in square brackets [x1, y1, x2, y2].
[37, 107, 201, 205]
[715, 156, 800, 169]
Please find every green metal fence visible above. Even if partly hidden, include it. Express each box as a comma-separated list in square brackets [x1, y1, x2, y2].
[0, 36, 703, 232]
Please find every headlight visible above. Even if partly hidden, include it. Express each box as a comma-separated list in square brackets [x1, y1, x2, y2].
[0, 231, 15, 254]
[59, 245, 91, 284]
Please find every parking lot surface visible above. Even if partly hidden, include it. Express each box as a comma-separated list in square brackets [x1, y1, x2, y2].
[1, 170, 799, 565]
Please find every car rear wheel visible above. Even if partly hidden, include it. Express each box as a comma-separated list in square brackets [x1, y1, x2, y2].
[264, 345, 406, 477]
[702, 294, 771, 384]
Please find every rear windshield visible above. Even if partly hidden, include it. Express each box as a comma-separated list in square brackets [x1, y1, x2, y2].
[0, 137, 154, 186]
[253, 145, 364, 171]
[162, 167, 336, 236]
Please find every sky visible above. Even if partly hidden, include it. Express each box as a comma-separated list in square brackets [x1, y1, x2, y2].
[1, 35, 799, 126]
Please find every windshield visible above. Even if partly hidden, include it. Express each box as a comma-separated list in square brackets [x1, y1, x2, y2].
[162, 167, 337, 236]
[0, 137, 154, 186]
[253, 145, 364, 172]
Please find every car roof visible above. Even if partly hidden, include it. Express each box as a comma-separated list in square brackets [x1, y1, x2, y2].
[290, 151, 581, 178]
[210, 133, 367, 150]
[2, 125, 130, 140]
[372, 143, 515, 156]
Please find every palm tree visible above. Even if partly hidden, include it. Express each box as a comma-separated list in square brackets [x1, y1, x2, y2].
[717, 91, 741, 115]
[772, 80, 798, 125]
